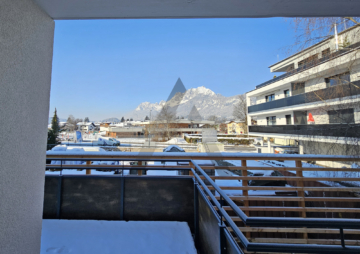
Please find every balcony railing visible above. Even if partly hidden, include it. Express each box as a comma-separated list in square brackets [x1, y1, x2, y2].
[45, 152, 360, 253]
[255, 41, 360, 90]
[249, 123, 360, 138]
[248, 81, 360, 113]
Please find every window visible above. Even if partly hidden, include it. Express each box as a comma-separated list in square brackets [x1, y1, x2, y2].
[291, 82, 305, 96]
[328, 108, 354, 124]
[265, 94, 275, 102]
[322, 48, 330, 58]
[285, 115, 291, 125]
[284, 90, 290, 98]
[298, 54, 318, 68]
[293, 111, 307, 125]
[266, 116, 276, 126]
[325, 72, 350, 88]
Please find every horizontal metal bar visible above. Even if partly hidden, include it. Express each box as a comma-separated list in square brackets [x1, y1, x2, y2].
[45, 152, 360, 161]
[246, 242, 360, 253]
[46, 166, 192, 171]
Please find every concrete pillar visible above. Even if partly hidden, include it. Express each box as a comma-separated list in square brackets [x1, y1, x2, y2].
[267, 137, 272, 153]
[0, 1, 54, 253]
[299, 141, 304, 154]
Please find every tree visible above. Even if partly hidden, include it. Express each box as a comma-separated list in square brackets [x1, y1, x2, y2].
[66, 115, 83, 131]
[48, 108, 60, 149]
[232, 94, 247, 126]
[284, 17, 360, 55]
[84, 117, 90, 123]
[51, 108, 60, 134]
[144, 116, 150, 121]
[121, 117, 125, 122]
[156, 105, 176, 139]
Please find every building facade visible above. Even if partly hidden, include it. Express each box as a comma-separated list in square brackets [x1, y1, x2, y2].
[246, 26, 360, 166]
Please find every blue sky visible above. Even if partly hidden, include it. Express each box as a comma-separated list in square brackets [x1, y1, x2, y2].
[50, 18, 296, 121]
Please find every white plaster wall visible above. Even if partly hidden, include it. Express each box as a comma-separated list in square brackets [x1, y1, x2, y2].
[0, 1, 54, 253]
[255, 84, 292, 104]
[256, 112, 293, 126]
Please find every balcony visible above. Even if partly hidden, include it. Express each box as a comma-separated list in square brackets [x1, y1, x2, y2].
[255, 41, 360, 90]
[249, 124, 360, 138]
[43, 152, 360, 253]
[248, 81, 360, 113]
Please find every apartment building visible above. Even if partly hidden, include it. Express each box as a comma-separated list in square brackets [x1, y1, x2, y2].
[246, 25, 360, 165]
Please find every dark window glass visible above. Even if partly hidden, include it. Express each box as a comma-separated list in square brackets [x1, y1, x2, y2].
[285, 115, 291, 125]
[322, 48, 331, 58]
[291, 83, 305, 96]
[266, 116, 276, 126]
[294, 111, 307, 125]
[328, 108, 354, 124]
[284, 90, 290, 98]
[265, 94, 275, 102]
[325, 72, 350, 88]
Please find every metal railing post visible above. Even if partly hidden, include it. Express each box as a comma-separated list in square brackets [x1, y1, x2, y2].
[193, 179, 199, 247]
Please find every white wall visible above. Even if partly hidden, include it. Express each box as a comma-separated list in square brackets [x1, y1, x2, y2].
[256, 111, 293, 126]
[0, 1, 54, 253]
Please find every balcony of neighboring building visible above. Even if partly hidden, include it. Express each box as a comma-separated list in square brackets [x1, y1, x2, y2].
[248, 79, 360, 114]
[248, 105, 360, 141]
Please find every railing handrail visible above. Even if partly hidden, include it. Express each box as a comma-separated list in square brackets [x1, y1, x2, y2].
[46, 152, 360, 161]
[45, 155, 360, 253]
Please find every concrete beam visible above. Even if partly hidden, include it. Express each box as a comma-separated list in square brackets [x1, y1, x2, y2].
[0, 0, 54, 253]
[33, 0, 360, 20]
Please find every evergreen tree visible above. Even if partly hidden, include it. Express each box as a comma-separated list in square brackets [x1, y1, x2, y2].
[121, 117, 125, 122]
[144, 116, 150, 121]
[48, 108, 60, 149]
[84, 117, 90, 123]
[51, 108, 60, 134]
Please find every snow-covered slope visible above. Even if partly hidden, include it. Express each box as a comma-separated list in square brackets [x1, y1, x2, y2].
[127, 86, 240, 120]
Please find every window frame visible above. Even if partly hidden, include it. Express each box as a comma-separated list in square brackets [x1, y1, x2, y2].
[266, 116, 276, 126]
[265, 94, 275, 102]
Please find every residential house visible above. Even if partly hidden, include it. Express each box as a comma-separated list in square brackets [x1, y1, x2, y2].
[246, 25, 360, 166]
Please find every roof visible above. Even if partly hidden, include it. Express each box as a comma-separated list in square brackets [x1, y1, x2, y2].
[268, 25, 358, 68]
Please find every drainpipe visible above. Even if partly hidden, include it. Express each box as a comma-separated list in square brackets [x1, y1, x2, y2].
[334, 22, 339, 51]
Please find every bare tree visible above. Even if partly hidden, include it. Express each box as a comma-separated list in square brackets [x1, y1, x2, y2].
[284, 17, 360, 55]
[66, 115, 83, 131]
[155, 105, 176, 139]
[233, 94, 247, 125]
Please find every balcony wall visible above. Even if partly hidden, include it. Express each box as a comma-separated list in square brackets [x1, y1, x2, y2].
[43, 175, 194, 231]
[249, 124, 360, 138]
[249, 81, 360, 113]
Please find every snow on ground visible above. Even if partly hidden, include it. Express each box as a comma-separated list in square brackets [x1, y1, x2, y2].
[41, 220, 197, 254]
[226, 159, 360, 187]
[164, 138, 188, 144]
[116, 138, 146, 143]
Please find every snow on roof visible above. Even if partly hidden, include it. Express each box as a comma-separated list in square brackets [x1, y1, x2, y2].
[163, 145, 185, 152]
[77, 122, 94, 126]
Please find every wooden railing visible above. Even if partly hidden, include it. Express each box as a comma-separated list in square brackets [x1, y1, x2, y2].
[46, 152, 360, 253]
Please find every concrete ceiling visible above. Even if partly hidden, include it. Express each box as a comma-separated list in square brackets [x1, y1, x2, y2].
[33, 0, 360, 20]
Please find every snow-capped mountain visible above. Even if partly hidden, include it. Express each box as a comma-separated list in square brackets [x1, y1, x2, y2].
[126, 86, 240, 120]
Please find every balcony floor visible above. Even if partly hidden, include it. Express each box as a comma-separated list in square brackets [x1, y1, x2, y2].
[41, 220, 196, 254]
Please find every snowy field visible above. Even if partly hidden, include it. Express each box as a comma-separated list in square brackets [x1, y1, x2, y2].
[41, 220, 197, 254]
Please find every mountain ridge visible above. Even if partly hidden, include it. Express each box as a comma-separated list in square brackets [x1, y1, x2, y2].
[126, 86, 240, 121]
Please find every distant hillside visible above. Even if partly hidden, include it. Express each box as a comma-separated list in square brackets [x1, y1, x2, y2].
[101, 117, 121, 122]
